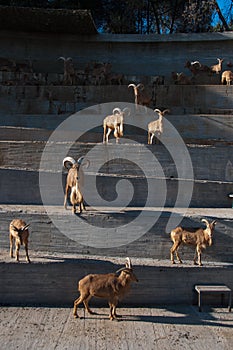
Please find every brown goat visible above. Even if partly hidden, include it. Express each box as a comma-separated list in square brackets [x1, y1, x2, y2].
[9, 219, 30, 263]
[73, 258, 138, 320]
[211, 58, 224, 74]
[148, 108, 169, 144]
[70, 179, 85, 214]
[128, 83, 151, 109]
[63, 156, 89, 210]
[59, 57, 76, 85]
[185, 60, 211, 75]
[221, 70, 233, 85]
[170, 219, 217, 266]
[103, 107, 129, 144]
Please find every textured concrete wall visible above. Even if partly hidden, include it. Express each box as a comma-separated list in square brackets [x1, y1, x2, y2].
[1, 141, 233, 207]
[0, 85, 232, 116]
[0, 258, 232, 307]
[0, 209, 232, 262]
[0, 31, 233, 79]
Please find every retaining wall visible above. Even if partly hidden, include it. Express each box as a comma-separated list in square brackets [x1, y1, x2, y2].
[1, 31, 233, 80]
[0, 257, 232, 307]
[0, 85, 232, 115]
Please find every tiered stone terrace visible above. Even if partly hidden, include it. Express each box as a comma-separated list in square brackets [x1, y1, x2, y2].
[0, 23, 233, 307]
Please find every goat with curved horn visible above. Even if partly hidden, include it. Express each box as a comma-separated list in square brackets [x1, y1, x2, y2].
[148, 108, 170, 145]
[63, 156, 89, 211]
[170, 218, 217, 266]
[128, 83, 151, 109]
[103, 107, 130, 144]
[73, 257, 138, 320]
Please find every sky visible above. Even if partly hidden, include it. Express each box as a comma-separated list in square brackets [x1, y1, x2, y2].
[215, 0, 232, 24]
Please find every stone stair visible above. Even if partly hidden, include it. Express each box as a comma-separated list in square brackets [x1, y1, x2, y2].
[0, 56, 233, 306]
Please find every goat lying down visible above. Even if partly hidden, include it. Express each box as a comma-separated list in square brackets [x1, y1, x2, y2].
[170, 219, 217, 266]
[73, 258, 138, 320]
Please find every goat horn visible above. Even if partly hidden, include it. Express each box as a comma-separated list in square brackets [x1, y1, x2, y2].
[58, 57, 65, 61]
[63, 157, 77, 169]
[115, 267, 126, 273]
[211, 220, 217, 225]
[77, 156, 85, 164]
[115, 267, 132, 274]
[122, 107, 130, 116]
[22, 224, 30, 231]
[128, 83, 136, 88]
[126, 257, 132, 269]
[201, 218, 209, 226]
[137, 83, 144, 90]
[154, 108, 162, 114]
[78, 156, 90, 169]
[162, 109, 170, 115]
[113, 108, 122, 114]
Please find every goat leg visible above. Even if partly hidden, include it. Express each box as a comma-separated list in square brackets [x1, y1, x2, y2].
[170, 243, 182, 264]
[64, 185, 69, 209]
[72, 204, 76, 214]
[24, 242, 31, 263]
[196, 247, 203, 266]
[9, 234, 14, 258]
[83, 298, 96, 315]
[15, 242, 20, 262]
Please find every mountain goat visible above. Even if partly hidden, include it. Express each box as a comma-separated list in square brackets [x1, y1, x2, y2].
[148, 108, 169, 144]
[170, 219, 217, 266]
[103, 107, 129, 144]
[9, 219, 30, 263]
[73, 258, 138, 320]
[128, 83, 151, 109]
[63, 156, 89, 210]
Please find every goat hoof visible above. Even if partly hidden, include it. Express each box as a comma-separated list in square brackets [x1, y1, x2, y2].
[89, 310, 97, 315]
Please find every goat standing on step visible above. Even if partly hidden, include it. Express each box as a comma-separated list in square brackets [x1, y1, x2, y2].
[103, 107, 129, 144]
[211, 58, 224, 74]
[63, 156, 89, 210]
[148, 108, 169, 144]
[221, 70, 233, 85]
[170, 219, 217, 266]
[70, 177, 85, 214]
[9, 219, 30, 263]
[73, 257, 138, 320]
[59, 57, 76, 85]
[128, 83, 151, 109]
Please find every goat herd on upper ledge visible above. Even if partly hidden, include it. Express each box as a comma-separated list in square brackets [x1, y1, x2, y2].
[1, 55, 233, 86]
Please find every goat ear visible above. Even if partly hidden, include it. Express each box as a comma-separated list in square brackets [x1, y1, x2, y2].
[11, 224, 19, 232]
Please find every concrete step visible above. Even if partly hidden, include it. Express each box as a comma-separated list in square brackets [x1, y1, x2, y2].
[0, 205, 232, 262]
[1, 113, 233, 143]
[0, 140, 233, 182]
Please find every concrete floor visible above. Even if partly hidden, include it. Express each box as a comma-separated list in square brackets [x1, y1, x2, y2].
[0, 305, 232, 350]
